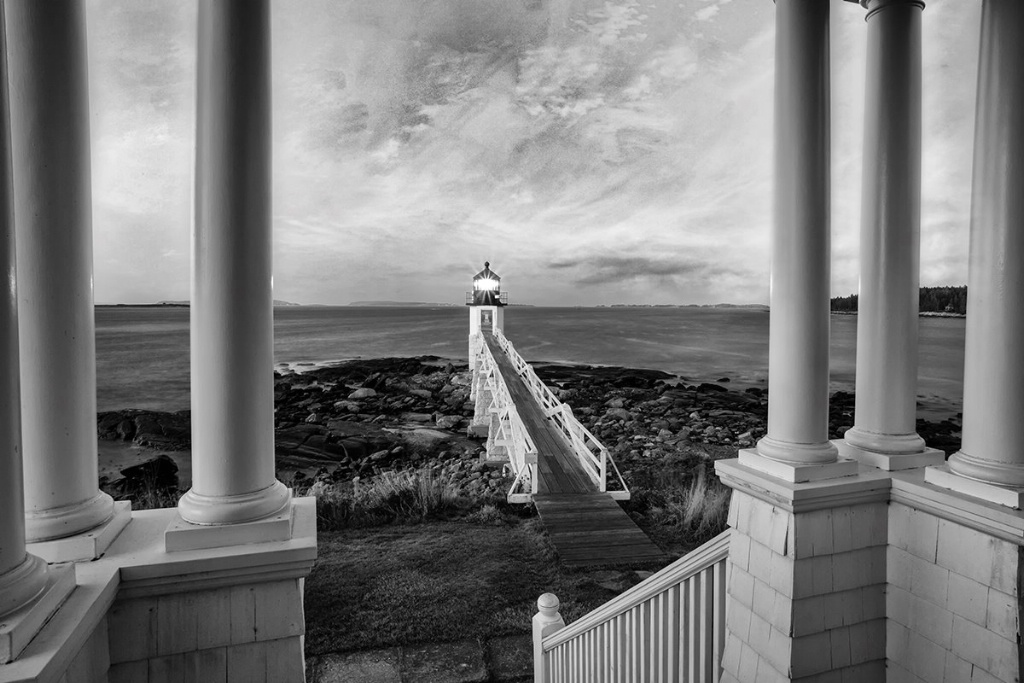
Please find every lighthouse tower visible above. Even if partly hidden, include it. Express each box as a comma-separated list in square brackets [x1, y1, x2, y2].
[467, 261, 507, 366]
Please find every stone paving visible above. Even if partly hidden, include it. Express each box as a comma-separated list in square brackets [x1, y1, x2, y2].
[307, 635, 533, 683]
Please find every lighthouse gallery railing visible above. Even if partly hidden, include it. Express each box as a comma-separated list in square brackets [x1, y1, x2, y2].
[493, 328, 629, 497]
[534, 530, 730, 683]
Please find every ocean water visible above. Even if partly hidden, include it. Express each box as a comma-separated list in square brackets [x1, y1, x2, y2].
[95, 306, 966, 418]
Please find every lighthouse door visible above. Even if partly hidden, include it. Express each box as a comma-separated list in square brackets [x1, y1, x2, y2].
[481, 309, 493, 329]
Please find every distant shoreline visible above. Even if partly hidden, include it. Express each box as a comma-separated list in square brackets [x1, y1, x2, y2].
[831, 311, 966, 318]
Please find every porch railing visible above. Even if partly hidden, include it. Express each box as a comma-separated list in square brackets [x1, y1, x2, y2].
[492, 329, 629, 498]
[533, 530, 730, 683]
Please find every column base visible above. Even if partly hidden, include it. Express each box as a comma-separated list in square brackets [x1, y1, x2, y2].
[24, 490, 117, 545]
[738, 447, 859, 483]
[165, 501, 294, 552]
[842, 426, 927, 455]
[836, 439, 946, 471]
[27, 500, 132, 563]
[0, 554, 48, 619]
[0, 563, 75, 664]
[177, 479, 291, 526]
[924, 464, 1024, 509]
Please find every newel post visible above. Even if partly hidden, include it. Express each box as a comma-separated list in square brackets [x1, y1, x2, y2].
[533, 593, 565, 683]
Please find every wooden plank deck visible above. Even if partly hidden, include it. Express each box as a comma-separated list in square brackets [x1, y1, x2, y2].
[482, 332, 665, 567]
[533, 494, 666, 566]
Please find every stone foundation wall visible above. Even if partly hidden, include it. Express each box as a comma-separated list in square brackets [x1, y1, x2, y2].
[720, 490, 888, 682]
[886, 501, 1021, 683]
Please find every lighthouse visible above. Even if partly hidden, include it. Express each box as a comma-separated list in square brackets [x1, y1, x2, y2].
[467, 261, 507, 367]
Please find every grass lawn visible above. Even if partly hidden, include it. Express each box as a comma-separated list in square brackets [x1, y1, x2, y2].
[304, 518, 670, 655]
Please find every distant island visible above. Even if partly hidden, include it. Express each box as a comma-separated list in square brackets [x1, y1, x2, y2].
[97, 299, 302, 308]
[348, 301, 458, 307]
[597, 303, 770, 310]
[831, 285, 967, 316]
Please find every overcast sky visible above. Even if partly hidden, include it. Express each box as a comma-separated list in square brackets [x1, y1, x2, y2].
[86, 0, 980, 306]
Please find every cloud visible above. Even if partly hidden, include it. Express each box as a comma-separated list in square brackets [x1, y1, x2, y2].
[694, 6, 719, 22]
[548, 254, 737, 286]
[83, 0, 978, 306]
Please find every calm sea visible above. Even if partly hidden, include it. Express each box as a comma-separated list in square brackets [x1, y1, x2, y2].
[95, 306, 966, 419]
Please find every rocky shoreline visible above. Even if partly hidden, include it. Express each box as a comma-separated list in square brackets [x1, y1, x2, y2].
[96, 356, 963, 500]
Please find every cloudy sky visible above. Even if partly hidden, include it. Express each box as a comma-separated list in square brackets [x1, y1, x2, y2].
[86, 0, 980, 306]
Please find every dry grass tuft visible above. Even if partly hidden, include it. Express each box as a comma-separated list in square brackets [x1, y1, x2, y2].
[306, 468, 511, 529]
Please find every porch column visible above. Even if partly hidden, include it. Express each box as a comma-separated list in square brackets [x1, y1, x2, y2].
[0, 5, 47, 618]
[6, 0, 116, 544]
[929, 0, 1024, 505]
[176, 0, 290, 526]
[749, 0, 849, 479]
[841, 0, 943, 470]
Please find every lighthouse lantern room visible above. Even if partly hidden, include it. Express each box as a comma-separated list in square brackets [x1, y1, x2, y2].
[467, 261, 507, 366]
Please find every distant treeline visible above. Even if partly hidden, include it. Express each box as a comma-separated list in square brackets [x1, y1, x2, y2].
[831, 286, 967, 314]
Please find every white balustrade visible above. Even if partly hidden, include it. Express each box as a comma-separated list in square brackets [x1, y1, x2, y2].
[476, 334, 539, 500]
[493, 329, 627, 496]
[534, 531, 730, 683]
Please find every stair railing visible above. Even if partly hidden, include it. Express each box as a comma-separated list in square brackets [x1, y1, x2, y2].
[533, 530, 730, 683]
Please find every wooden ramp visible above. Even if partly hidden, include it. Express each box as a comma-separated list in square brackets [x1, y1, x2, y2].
[482, 332, 665, 566]
[483, 332, 593, 494]
[533, 493, 666, 567]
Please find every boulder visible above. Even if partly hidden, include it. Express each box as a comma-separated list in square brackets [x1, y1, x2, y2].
[348, 387, 378, 399]
[435, 414, 462, 430]
[117, 454, 179, 494]
[605, 408, 633, 422]
[97, 409, 191, 450]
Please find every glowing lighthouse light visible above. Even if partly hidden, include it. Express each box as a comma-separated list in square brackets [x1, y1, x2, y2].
[475, 277, 499, 292]
[469, 261, 506, 306]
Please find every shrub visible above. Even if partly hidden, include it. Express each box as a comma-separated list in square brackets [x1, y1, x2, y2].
[624, 462, 731, 550]
[313, 468, 477, 529]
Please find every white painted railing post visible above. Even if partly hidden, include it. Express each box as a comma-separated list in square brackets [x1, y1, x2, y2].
[600, 449, 608, 493]
[534, 593, 565, 683]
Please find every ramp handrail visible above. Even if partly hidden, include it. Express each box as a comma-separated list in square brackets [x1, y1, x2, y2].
[492, 329, 628, 495]
[534, 530, 730, 683]
[477, 334, 539, 498]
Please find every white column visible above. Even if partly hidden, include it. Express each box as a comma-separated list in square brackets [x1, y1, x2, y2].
[753, 0, 841, 470]
[177, 0, 290, 525]
[941, 0, 1024, 491]
[842, 0, 942, 469]
[0, 4, 47, 617]
[6, 0, 115, 542]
